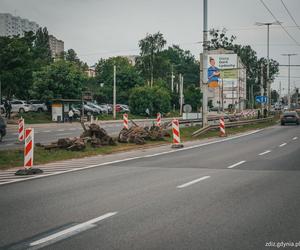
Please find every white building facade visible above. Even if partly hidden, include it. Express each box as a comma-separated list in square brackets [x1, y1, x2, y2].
[0, 13, 39, 37]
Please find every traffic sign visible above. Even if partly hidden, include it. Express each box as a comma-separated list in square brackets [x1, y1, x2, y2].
[255, 96, 268, 103]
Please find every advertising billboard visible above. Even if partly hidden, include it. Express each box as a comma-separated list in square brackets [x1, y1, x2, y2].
[207, 54, 237, 88]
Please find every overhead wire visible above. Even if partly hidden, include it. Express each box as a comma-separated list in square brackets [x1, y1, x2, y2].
[260, 0, 300, 46]
[280, 0, 300, 32]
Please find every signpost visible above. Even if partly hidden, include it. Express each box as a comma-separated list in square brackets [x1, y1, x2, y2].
[255, 96, 268, 103]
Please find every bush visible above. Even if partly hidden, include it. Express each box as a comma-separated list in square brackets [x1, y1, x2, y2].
[129, 86, 171, 115]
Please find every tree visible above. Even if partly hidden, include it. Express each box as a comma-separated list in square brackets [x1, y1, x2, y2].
[95, 56, 143, 104]
[184, 84, 202, 111]
[0, 34, 35, 99]
[137, 32, 166, 87]
[31, 60, 88, 101]
[129, 85, 171, 115]
[65, 49, 88, 71]
[33, 27, 52, 66]
[271, 89, 279, 104]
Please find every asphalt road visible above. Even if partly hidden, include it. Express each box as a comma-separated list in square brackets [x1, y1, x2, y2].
[0, 124, 299, 250]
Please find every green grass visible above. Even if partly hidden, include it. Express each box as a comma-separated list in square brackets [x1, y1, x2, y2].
[0, 119, 277, 170]
[16, 112, 52, 124]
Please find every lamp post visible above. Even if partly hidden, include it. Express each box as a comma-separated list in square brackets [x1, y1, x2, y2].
[282, 53, 297, 109]
[255, 21, 281, 112]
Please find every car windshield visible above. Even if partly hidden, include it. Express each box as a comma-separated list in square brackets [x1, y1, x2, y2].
[284, 112, 296, 116]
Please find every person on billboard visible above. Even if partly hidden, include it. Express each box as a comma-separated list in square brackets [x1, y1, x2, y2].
[208, 57, 220, 88]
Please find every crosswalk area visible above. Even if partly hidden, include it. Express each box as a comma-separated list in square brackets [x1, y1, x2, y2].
[0, 156, 111, 185]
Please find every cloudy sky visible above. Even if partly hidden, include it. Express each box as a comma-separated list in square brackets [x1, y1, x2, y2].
[1, 0, 300, 94]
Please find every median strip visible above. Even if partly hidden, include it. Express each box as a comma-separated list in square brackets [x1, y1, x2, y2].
[29, 212, 117, 247]
[177, 176, 211, 188]
[227, 160, 246, 169]
[259, 150, 271, 156]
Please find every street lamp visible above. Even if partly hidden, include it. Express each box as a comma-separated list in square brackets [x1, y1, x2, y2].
[282, 53, 297, 109]
[255, 21, 282, 112]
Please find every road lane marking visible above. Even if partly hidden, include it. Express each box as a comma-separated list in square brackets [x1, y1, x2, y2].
[293, 136, 298, 140]
[0, 129, 264, 186]
[29, 212, 117, 247]
[177, 176, 211, 188]
[259, 150, 271, 156]
[279, 143, 287, 147]
[227, 160, 246, 169]
[43, 130, 52, 133]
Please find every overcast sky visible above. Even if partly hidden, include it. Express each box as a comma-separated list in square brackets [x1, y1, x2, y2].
[1, 0, 300, 94]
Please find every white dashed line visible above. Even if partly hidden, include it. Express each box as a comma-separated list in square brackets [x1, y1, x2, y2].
[227, 160, 246, 169]
[279, 143, 287, 147]
[259, 150, 271, 156]
[177, 176, 211, 188]
[292, 137, 298, 140]
[29, 212, 117, 247]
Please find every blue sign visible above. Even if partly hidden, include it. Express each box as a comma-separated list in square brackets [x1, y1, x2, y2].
[255, 96, 268, 103]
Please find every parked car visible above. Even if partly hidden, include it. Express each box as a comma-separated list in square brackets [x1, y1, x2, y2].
[116, 104, 130, 113]
[29, 100, 48, 112]
[10, 100, 32, 113]
[280, 111, 300, 125]
[84, 104, 100, 115]
[0, 115, 6, 142]
[87, 102, 109, 114]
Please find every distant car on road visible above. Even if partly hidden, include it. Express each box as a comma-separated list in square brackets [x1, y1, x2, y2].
[280, 111, 299, 125]
[29, 100, 48, 112]
[10, 100, 32, 113]
[0, 116, 6, 141]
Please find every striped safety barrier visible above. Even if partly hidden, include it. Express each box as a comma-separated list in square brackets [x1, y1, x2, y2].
[171, 119, 183, 148]
[24, 128, 34, 168]
[18, 117, 24, 142]
[156, 113, 161, 127]
[123, 113, 129, 130]
[219, 116, 226, 137]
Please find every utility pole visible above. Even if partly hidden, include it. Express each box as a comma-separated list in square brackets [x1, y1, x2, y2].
[179, 74, 184, 116]
[113, 65, 116, 120]
[221, 78, 224, 111]
[255, 21, 281, 112]
[202, 0, 208, 127]
[251, 84, 254, 109]
[260, 63, 264, 114]
[282, 53, 297, 109]
[171, 65, 174, 93]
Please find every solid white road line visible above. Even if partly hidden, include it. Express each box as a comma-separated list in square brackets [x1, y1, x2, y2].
[177, 176, 211, 188]
[279, 143, 287, 147]
[292, 136, 298, 140]
[0, 129, 263, 186]
[29, 212, 117, 247]
[227, 160, 246, 169]
[259, 150, 271, 156]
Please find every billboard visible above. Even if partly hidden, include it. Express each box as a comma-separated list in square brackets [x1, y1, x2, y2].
[207, 54, 237, 88]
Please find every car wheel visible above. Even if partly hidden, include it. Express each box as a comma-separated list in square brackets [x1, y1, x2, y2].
[37, 108, 43, 112]
[19, 108, 25, 113]
[0, 132, 3, 142]
[0, 108, 4, 114]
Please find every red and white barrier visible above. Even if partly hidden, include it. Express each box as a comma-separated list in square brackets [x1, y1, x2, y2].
[156, 113, 161, 127]
[219, 116, 226, 137]
[24, 128, 34, 168]
[123, 113, 129, 130]
[18, 117, 24, 142]
[172, 119, 183, 148]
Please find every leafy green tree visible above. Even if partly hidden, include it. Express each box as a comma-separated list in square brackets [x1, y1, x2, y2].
[95, 56, 143, 104]
[129, 85, 171, 115]
[33, 27, 52, 66]
[184, 84, 202, 111]
[31, 60, 87, 101]
[136, 32, 166, 87]
[0, 34, 35, 99]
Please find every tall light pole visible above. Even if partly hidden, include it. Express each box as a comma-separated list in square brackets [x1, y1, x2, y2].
[255, 21, 281, 112]
[202, 0, 208, 127]
[282, 53, 297, 109]
[113, 65, 116, 119]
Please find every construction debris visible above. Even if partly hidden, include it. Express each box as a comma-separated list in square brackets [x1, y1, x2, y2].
[118, 121, 171, 145]
[37, 122, 116, 151]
